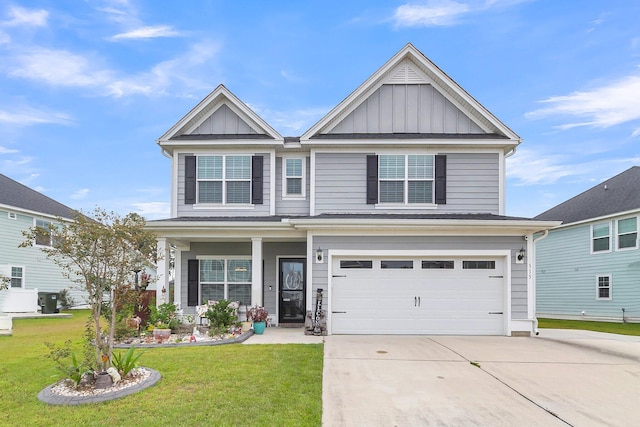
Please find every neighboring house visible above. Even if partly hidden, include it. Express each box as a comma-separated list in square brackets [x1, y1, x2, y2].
[535, 167, 640, 322]
[0, 173, 79, 313]
[147, 43, 558, 336]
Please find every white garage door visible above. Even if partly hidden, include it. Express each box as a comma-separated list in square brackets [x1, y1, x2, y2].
[331, 256, 505, 335]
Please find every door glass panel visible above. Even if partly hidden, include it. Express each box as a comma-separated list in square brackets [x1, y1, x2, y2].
[279, 259, 305, 323]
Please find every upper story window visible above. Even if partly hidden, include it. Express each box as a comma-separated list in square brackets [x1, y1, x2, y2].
[592, 222, 611, 253]
[617, 217, 637, 250]
[283, 158, 305, 198]
[197, 155, 251, 204]
[379, 154, 433, 204]
[35, 219, 54, 246]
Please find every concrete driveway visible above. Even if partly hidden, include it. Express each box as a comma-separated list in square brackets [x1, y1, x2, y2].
[322, 333, 640, 426]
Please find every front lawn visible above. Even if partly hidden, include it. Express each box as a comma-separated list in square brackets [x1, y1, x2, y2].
[538, 318, 640, 336]
[0, 310, 323, 426]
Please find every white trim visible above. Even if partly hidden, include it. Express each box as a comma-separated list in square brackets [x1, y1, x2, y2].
[252, 238, 263, 307]
[195, 255, 254, 306]
[615, 215, 638, 251]
[0, 203, 73, 222]
[281, 156, 307, 199]
[171, 151, 178, 217]
[8, 265, 26, 289]
[7, 212, 16, 220]
[548, 208, 640, 230]
[595, 274, 612, 300]
[326, 249, 511, 336]
[498, 150, 505, 215]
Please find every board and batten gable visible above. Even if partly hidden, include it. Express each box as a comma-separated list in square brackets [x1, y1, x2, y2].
[175, 152, 271, 217]
[329, 84, 485, 135]
[313, 151, 500, 215]
[536, 221, 640, 319]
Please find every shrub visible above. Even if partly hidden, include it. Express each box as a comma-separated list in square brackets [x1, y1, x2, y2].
[111, 345, 144, 377]
[205, 299, 238, 337]
[149, 302, 180, 330]
[44, 341, 90, 389]
[58, 288, 76, 310]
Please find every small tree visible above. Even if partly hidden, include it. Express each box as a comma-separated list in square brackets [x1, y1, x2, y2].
[21, 208, 157, 371]
[0, 273, 9, 291]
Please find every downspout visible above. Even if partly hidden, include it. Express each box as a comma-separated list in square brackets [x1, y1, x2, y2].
[531, 229, 550, 336]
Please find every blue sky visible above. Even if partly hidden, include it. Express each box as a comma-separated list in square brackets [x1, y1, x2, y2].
[2, 0, 640, 220]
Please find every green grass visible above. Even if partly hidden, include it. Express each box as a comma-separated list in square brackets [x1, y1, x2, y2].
[0, 310, 323, 426]
[538, 318, 640, 336]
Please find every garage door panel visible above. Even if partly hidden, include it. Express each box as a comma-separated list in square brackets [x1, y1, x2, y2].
[331, 256, 505, 335]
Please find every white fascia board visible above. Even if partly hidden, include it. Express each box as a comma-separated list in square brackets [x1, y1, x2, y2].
[551, 208, 640, 230]
[0, 203, 74, 222]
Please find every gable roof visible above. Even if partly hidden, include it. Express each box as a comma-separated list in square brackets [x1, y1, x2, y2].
[535, 166, 640, 224]
[300, 43, 520, 150]
[0, 173, 76, 220]
[157, 84, 284, 153]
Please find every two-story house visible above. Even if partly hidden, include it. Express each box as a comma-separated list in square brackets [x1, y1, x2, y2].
[0, 173, 79, 313]
[535, 166, 640, 322]
[147, 43, 559, 336]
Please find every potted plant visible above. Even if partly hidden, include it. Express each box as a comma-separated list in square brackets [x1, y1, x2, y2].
[149, 303, 178, 343]
[247, 305, 269, 335]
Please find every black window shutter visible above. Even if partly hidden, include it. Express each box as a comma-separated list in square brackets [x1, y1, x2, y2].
[252, 156, 264, 204]
[187, 259, 199, 306]
[366, 155, 378, 204]
[435, 154, 447, 204]
[185, 156, 196, 205]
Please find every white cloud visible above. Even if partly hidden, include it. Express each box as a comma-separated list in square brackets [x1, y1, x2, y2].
[393, 0, 470, 27]
[526, 70, 640, 133]
[3, 6, 48, 27]
[111, 25, 183, 41]
[130, 201, 170, 220]
[0, 145, 18, 154]
[0, 106, 72, 126]
[69, 188, 90, 200]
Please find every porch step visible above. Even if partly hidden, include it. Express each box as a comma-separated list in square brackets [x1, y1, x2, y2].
[278, 323, 304, 328]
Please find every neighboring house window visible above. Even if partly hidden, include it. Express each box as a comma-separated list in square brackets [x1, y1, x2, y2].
[11, 266, 24, 288]
[617, 217, 637, 250]
[199, 258, 252, 305]
[596, 275, 612, 300]
[35, 219, 53, 246]
[379, 154, 433, 204]
[592, 222, 611, 253]
[197, 155, 251, 204]
[283, 158, 305, 198]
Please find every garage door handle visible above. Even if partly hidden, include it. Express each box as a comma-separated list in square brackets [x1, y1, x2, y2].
[488, 312, 503, 315]
[332, 311, 347, 314]
[414, 296, 417, 306]
[332, 275, 347, 278]
[418, 296, 421, 306]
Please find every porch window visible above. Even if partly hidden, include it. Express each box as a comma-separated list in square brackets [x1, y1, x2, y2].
[197, 155, 251, 204]
[592, 222, 611, 253]
[379, 154, 433, 204]
[283, 158, 305, 198]
[596, 275, 611, 300]
[199, 258, 252, 305]
[617, 217, 637, 250]
[11, 266, 24, 288]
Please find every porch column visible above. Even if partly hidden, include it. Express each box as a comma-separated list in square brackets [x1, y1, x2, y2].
[251, 238, 263, 306]
[174, 246, 182, 308]
[156, 237, 170, 307]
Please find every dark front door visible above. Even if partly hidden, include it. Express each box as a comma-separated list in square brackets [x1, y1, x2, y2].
[279, 258, 306, 324]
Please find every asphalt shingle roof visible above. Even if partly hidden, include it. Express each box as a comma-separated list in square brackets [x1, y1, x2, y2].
[0, 173, 77, 219]
[535, 166, 640, 224]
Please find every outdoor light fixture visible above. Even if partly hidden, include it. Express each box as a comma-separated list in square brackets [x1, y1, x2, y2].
[517, 247, 525, 262]
[316, 247, 324, 263]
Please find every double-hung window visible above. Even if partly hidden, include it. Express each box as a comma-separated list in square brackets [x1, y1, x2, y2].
[10, 266, 24, 288]
[199, 258, 252, 305]
[379, 154, 434, 204]
[591, 222, 611, 253]
[197, 155, 251, 204]
[35, 219, 53, 246]
[617, 217, 637, 250]
[283, 158, 305, 198]
[596, 275, 611, 300]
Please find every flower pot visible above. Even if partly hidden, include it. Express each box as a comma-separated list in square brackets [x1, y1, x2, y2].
[253, 321, 266, 335]
[95, 371, 113, 389]
[153, 328, 171, 343]
[241, 321, 252, 333]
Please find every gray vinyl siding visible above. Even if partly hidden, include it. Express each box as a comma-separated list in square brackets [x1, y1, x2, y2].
[176, 152, 271, 217]
[329, 84, 485, 134]
[310, 235, 527, 319]
[536, 221, 640, 320]
[0, 209, 80, 311]
[191, 104, 259, 135]
[274, 157, 311, 216]
[179, 241, 306, 319]
[314, 152, 500, 215]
